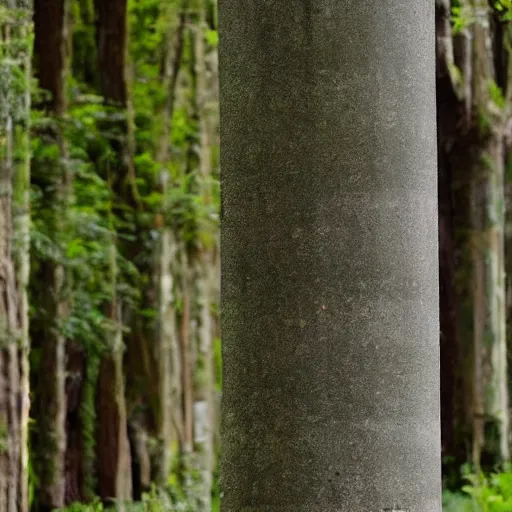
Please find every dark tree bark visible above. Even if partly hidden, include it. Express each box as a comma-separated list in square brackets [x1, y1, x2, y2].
[32, 0, 70, 507]
[94, 0, 133, 503]
[219, 1, 440, 510]
[94, 0, 128, 106]
[34, 0, 68, 115]
[64, 341, 86, 504]
[435, 0, 472, 483]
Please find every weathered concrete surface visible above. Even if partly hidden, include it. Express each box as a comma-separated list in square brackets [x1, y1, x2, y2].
[219, 1, 440, 511]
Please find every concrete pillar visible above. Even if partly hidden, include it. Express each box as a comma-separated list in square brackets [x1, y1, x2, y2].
[219, 2, 440, 510]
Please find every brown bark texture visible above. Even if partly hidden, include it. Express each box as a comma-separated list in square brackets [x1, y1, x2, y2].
[32, 0, 70, 507]
[0, 1, 32, 510]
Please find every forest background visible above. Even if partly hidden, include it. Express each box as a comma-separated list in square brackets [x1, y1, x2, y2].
[2, 0, 512, 511]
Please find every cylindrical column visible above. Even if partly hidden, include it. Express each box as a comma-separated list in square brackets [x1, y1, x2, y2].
[219, 2, 440, 511]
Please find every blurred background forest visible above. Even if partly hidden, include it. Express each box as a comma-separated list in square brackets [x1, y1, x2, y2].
[3, 0, 512, 511]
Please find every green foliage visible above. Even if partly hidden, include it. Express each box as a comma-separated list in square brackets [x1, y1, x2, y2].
[457, 468, 512, 511]
[27, 0, 221, 504]
[443, 490, 474, 511]
[140, 485, 191, 512]
[56, 499, 104, 512]
[56, 486, 219, 512]
[29, 89, 131, 499]
[205, 29, 218, 48]
[0, 5, 32, 135]
[71, 0, 97, 89]
[451, 2, 512, 33]
[489, 81, 506, 111]
[451, 2, 472, 35]
[55, 484, 210, 512]
[30, 108, 117, 346]
[0, 417, 7, 454]
[495, 0, 512, 21]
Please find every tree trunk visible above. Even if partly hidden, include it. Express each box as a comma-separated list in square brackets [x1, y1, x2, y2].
[96, 301, 131, 503]
[466, 0, 510, 468]
[94, 0, 128, 107]
[0, 1, 32, 510]
[32, 0, 70, 507]
[13, 7, 32, 512]
[179, 253, 193, 463]
[219, 1, 440, 510]
[435, 0, 475, 482]
[94, 0, 133, 503]
[192, 259, 214, 512]
[155, 224, 180, 486]
[192, 5, 216, 508]
[153, 3, 185, 485]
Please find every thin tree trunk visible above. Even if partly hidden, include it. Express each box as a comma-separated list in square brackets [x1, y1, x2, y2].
[153, 3, 185, 485]
[0, 0, 32, 512]
[437, 0, 461, 471]
[193, 260, 214, 512]
[439, 132, 466, 478]
[219, 1, 440, 510]
[180, 258, 193, 457]
[0, 60, 19, 512]
[63, 341, 86, 504]
[179, 246, 197, 501]
[12, 6, 31, 512]
[469, 0, 510, 468]
[94, 145, 133, 503]
[192, 5, 215, 508]
[94, 0, 133, 503]
[156, 225, 179, 486]
[97, 292, 132, 503]
[0, 1, 32, 509]
[32, 0, 70, 506]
